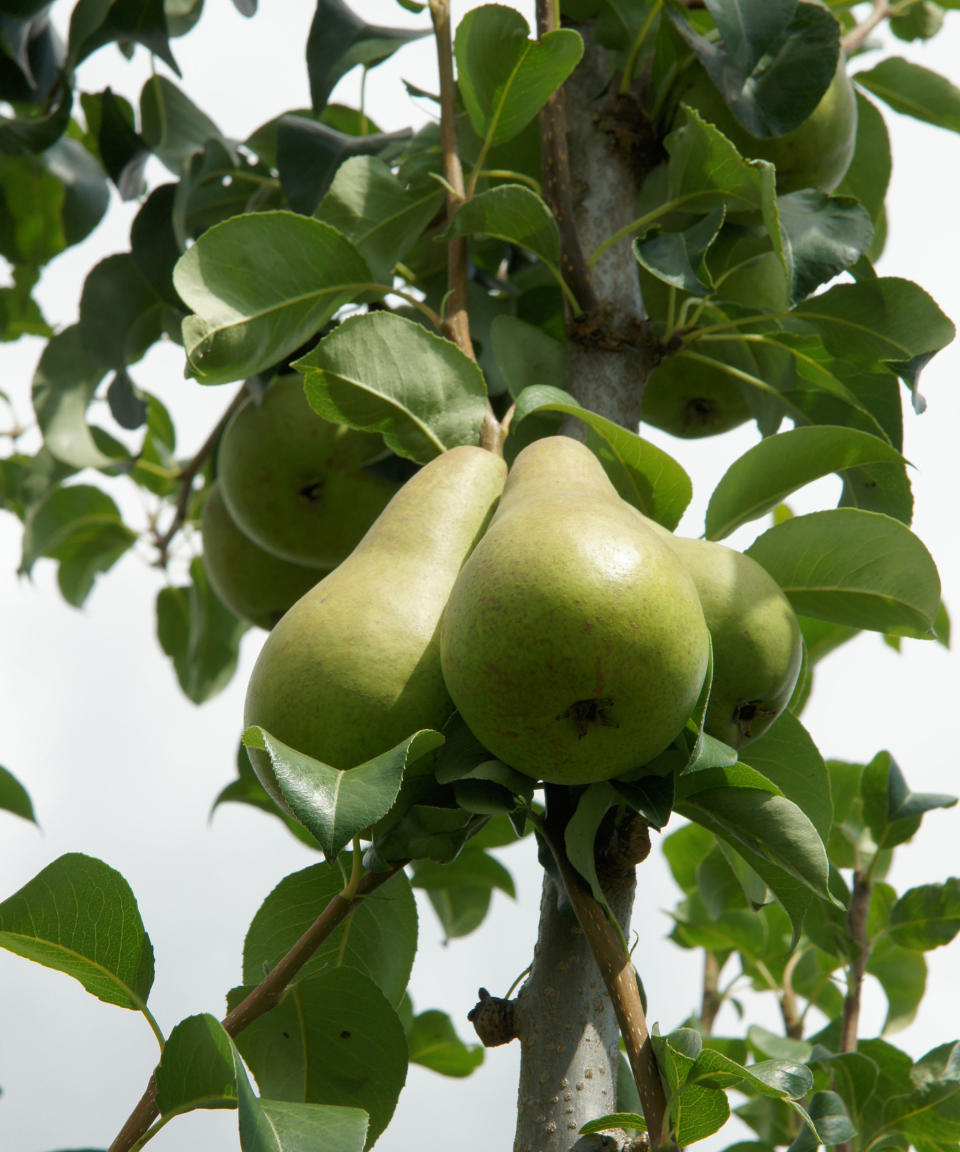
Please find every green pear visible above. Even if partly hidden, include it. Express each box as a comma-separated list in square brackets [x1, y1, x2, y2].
[218, 375, 401, 567]
[676, 57, 857, 194]
[664, 535, 803, 748]
[244, 446, 507, 804]
[201, 482, 329, 630]
[440, 437, 710, 786]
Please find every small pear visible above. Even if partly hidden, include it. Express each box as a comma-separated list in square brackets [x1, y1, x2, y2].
[201, 482, 328, 630]
[244, 446, 507, 804]
[665, 536, 803, 748]
[218, 375, 401, 567]
[440, 437, 710, 786]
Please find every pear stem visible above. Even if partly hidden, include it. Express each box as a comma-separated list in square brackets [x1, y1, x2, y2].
[105, 863, 404, 1152]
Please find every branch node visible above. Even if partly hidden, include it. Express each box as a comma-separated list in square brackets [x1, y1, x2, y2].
[467, 986, 518, 1047]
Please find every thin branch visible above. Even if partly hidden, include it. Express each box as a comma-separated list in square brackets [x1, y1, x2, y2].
[152, 385, 248, 567]
[700, 950, 722, 1034]
[536, 0, 598, 315]
[840, 870, 872, 1054]
[106, 865, 404, 1152]
[539, 791, 674, 1152]
[842, 0, 892, 56]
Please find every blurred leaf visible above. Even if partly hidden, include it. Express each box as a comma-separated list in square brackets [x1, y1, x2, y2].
[78, 253, 168, 369]
[297, 311, 488, 464]
[856, 57, 960, 134]
[836, 93, 890, 222]
[0, 853, 153, 1009]
[175, 211, 373, 385]
[886, 879, 960, 952]
[230, 967, 407, 1147]
[243, 859, 417, 1007]
[454, 5, 582, 146]
[0, 764, 37, 824]
[155, 1013, 237, 1116]
[410, 845, 516, 899]
[140, 74, 221, 174]
[157, 556, 248, 704]
[867, 935, 927, 1034]
[787, 1090, 856, 1151]
[80, 87, 149, 199]
[405, 1009, 484, 1077]
[68, 0, 179, 74]
[746, 509, 941, 635]
[491, 315, 565, 400]
[423, 883, 492, 941]
[0, 80, 71, 153]
[706, 426, 905, 539]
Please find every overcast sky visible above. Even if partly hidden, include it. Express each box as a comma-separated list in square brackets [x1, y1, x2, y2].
[1, 3, 959, 1151]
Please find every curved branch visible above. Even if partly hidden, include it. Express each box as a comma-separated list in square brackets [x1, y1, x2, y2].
[841, 0, 892, 57]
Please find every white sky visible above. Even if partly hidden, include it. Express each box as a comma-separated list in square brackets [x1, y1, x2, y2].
[0, 3, 958, 1150]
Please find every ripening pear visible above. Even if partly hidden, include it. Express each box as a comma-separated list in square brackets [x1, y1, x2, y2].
[201, 482, 329, 630]
[664, 536, 803, 748]
[440, 437, 711, 785]
[219, 375, 401, 567]
[244, 446, 507, 806]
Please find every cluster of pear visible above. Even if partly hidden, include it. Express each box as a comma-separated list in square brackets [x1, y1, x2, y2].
[201, 376, 402, 629]
[243, 434, 803, 806]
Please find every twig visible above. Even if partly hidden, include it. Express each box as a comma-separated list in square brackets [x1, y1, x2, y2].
[841, 0, 892, 56]
[539, 790, 674, 1151]
[152, 385, 248, 567]
[700, 950, 722, 1034]
[106, 865, 403, 1152]
[840, 870, 872, 1054]
[536, 0, 598, 315]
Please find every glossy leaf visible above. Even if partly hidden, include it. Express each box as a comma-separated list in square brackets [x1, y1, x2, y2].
[634, 206, 725, 294]
[778, 190, 873, 303]
[705, 426, 905, 540]
[787, 1091, 856, 1151]
[0, 764, 37, 824]
[454, 5, 583, 146]
[406, 1009, 484, 1077]
[297, 311, 489, 463]
[702, 0, 796, 77]
[0, 853, 154, 1009]
[242, 727, 442, 860]
[745, 509, 941, 635]
[175, 211, 373, 385]
[155, 1013, 238, 1115]
[231, 967, 407, 1148]
[512, 384, 692, 528]
[856, 57, 960, 134]
[243, 860, 417, 1007]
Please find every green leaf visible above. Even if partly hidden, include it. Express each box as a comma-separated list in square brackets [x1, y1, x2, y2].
[155, 1014, 238, 1116]
[564, 782, 619, 914]
[230, 967, 407, 1148]
[405, 1009, 484, 1077]
[410, 845, 516, 900]
[490, 315, 565, 400]
[77, 253, 168, 369]
[234, 1046, 368, 1152]
[887, 879, 960, 952]
[866, 935, 927, 1034]
[836, 93, 891, 222]
[634, 206, 726, 294]
[156, 556, 248, 704]
[856, 57, 960, 134]
[705, 426, 906, 540]
[0, 853, 154, 1010]
[692, 1048, 813, 1101]
[787, 1090, 856, 1151]
[296, 311, 489, 463]
[306, 0, 427, 111]
[424, 883, 492, 940]
[777, 190, 873, 303]
[0, 764, 37, 824]
[140, 74, 221, 173]
[315, 156, 443, 282]
[862, 750, 956, 852]
[0, 152, 65, 265]
[511, 384, 692, 528]
[243, 859, 417, 1007]
[454, 5, 583, 147]
[745, 509, 941, 635]
[68, 0, 179, 73]
[174, 211, 373, 385]
[20, 483, 137, 607]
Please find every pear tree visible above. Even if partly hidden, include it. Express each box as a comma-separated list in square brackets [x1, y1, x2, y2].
[1, 2, 959, 1151]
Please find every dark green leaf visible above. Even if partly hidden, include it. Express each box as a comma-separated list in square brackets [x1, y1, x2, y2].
[410, 845, 516, 900]
[778, 190, 873, 302]
[243, 859, 416, 1007]
[745, 509, 941, 635]
[867, 935, 927, 1034]
[231, 967, 407, 1148]
[424, 883, 491, 940]
[856, 56, 960, 134]
[455, 5, 582, 147]
[155, 1013, 238, 1115]
[787, 1090, 856, 1150]
[887, 879, 960, 952]
[174, 211, 373, 385]
[0, 764, 37, 824]
[296, 310, 489, 463]
[634, 206, 725, 294]
[406, 1009, 484, 1077]
[78, 253, 167, 369]
[31, 327, 114, 467]
[242, 726, 442, 860]
[705, 426, 905, 540]
[140, 74, 221, 173]
[702, 0, 797, 77]
[81, 87, 149, 200]
[0, 853, 154, 1009]
[68, 0, 179, 74]
[0, 81, 71, 153]
[0, 151, 65, 263]
[836, 93, 891, 222]
[862, 750, 956, 852]
[564, 781, 618, 914]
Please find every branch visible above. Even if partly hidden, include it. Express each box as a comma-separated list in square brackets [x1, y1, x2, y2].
[840, 870, 872, 1054]
[539, 791, 674, 1152]
[106, 864, 404, 1152]
[700, 951, 722, 1035]
[841, 0, 892, 56]
[151, 384, 248, 567]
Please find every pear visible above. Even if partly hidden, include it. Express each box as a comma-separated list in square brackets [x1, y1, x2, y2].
[244, 446, 507, 804]
[218, 375, 401, 567]
[201, 482, 329, 630]
[440, 437, 711, 786]
[664, 536, 803, 748]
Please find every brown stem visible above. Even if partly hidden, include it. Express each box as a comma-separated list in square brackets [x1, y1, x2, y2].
[106, 865, 403, 1152]
[540, 792, 674, 1151]
[780, 951, 804, 1041]
[536, 0, 599, 315]
[840, 870, 872, 1055]
[152, 384, 248, 567]
[700, 951, 722, 1035]
[841, 0, 892, 56]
